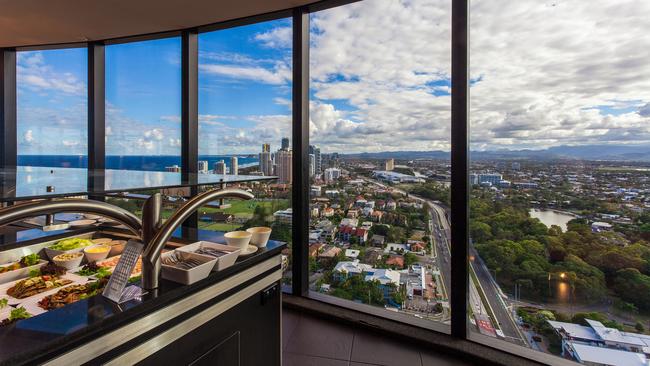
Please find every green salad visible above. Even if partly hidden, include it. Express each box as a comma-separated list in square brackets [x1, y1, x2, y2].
[49, 238, 94, 251]
[76, 262, 112, 279]
[8, 307, 31, 321]
[20, 254, 41, 267]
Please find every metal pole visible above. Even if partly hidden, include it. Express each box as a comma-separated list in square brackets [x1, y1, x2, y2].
[0, 48, 17, 170]
[181, 30, 199, 240]
[291, 7, 310, 296]
[450, 0, 469, 339]
[88, 42, 106, 201]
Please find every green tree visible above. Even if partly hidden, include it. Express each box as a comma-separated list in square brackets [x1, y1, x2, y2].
[613, 268, 650, 311]
[403, 252, 418, 267]
[470, 221, 493, 243]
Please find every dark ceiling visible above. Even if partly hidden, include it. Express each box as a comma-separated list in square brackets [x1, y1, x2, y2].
[0, 0, 315, 48]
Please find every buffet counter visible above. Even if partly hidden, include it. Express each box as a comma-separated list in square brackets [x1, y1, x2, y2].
[0, 228, 285, 366]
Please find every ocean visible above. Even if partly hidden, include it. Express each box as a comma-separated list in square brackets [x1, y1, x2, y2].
[17, 155, 259, 172]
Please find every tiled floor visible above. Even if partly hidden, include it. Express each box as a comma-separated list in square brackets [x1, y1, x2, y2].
[282, 309, 474, 366]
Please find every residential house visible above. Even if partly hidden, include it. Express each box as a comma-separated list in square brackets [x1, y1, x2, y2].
[371, 210, 384, 222]
[386, 255, 405, 269]
[318, 245, 342, 259]
[333, 260, 373, 282]
[365, 269, 401, 299]
[363, 248, 384, 265]
[370, 234, 385, 248]
[309, 243, 324, 258]
[345, 249, 360, 259]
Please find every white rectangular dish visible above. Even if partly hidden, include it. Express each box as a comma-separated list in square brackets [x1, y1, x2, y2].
[161, 251, 216, 285]
[176, 241, 241, 272]
[0, 260, 48, 285]
[0, 273, 89, 306]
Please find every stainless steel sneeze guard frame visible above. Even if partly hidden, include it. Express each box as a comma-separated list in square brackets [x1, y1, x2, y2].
[43, 255, 282, 366]
[141, 188, 254, 290]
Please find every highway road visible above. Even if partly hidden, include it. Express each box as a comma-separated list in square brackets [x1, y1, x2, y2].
[425, 194, 527, 346]
[364, 177, 527, 346]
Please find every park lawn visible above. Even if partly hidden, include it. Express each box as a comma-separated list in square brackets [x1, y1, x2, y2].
[200, 199, 289, 215]
[198, 222, 242, 232]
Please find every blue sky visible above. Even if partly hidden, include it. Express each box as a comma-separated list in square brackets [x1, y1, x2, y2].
[17, 19, 293, 156]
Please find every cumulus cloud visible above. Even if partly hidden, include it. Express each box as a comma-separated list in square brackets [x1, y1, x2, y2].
[199, 63, 290, 85]
[160, 115, 181, 123]
[639, 103, 650, 118]
[62, 140, 79, 147]
[254, 27, 292, 49]
[17, 51, 85, 95]
[307, 0, 452, 153]
[468, 0, 650, 150]
[23, 130, 34, 144]
[144, 128, 164, 141]
[298, 0, 650, 153]
[105, 103, 181, 155]
[169, 138, 181, 147]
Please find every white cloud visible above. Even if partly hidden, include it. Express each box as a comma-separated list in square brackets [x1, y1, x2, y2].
[144, 128, 165, 141]
[62, 140, 79, 147]
[136, 138, 155, 151]
[254, 27, 292, 49]
[105, 103, 181, 155]
[468, 0, 650, 149]
[160, 115, 181, 123]
[23, 130, 34, 144]
[199, 63, 290, 85]
[17, 51, 85, 95]
[169, 138, 181, 147]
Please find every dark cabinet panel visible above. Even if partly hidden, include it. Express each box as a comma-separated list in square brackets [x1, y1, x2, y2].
[190, 332, 240, 366]
[136, 281, 281, 366]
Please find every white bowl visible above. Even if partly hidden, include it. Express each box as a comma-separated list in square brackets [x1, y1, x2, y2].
[108, 240, 127, 257]
[91, 238, 113, 245]
[246, 227, 272, 248]
[83, 245, 111, 262]
[52, 252, 84, 270]
[224, 231, 252, 250]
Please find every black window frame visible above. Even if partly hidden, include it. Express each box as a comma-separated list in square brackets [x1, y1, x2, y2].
[0, 1, 579, 364]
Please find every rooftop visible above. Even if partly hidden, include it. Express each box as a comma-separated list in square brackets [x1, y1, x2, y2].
[571, 343, 647, 366]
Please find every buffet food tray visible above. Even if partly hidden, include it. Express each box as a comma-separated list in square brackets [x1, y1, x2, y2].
[0, 259, 48, 285]
[0, 273, 89, 306]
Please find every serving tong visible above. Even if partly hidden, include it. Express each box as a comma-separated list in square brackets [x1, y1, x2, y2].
[194, 247, 227, 258]
[162, 252, 204, 270]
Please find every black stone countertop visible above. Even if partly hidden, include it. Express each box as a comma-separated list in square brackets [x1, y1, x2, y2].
[0, 230, 286, 366]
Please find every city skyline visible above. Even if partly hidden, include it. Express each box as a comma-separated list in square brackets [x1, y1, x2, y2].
[15, 0, 650, 156]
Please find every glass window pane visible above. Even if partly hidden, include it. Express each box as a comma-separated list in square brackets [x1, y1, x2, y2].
[17, 48, 88, 168]
[470, 0, 650, 361]
[198, 19, 293, 285]
[308, 0, 451, 329]
[105, 37, 182, 171]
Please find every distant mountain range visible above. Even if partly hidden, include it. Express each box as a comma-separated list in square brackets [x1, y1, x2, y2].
[342, 145, 650, 162]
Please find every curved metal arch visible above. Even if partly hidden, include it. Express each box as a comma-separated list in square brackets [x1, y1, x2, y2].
[0, 199, 143, 238]
[141, 188, 254, 289]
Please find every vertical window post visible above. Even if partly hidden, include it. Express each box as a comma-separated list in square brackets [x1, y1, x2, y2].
[0, 48, 16, 204]
[292, 7, 310, 296]
[451, 0, 470, 338]
[0, 48, 16, 170]
[88, 42, 105, 200]
[181, 29, 199, 239]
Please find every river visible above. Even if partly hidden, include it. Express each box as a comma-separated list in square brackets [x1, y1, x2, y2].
[529, 208, 576, 232]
